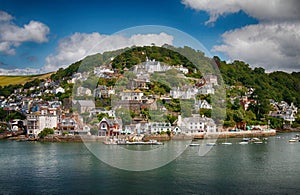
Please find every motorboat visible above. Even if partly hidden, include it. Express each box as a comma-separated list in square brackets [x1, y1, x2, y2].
[189, 143, 200, 147]
[221, 142, 232, 145]
[206, 142, 216, 146]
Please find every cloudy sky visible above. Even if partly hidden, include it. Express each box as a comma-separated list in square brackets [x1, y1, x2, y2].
[0, 0, 299, 74]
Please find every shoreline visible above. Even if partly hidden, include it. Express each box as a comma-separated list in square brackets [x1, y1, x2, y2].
[34, 129, 277, 143]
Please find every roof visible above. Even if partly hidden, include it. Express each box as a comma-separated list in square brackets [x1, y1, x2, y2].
[76, 100, 95, 107]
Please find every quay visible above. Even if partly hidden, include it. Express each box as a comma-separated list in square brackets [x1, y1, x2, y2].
[193, 129, 277, 139]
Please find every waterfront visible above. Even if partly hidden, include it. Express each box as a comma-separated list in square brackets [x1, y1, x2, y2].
[1, 132, 300, 194]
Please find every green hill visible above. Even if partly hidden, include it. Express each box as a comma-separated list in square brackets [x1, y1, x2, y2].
[0, 73, 53, 87]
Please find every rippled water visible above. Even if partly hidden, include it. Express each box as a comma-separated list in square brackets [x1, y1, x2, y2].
[1, 133, 300, 194]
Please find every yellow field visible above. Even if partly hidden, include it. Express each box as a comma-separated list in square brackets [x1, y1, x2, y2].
[0, 73, 53, 87]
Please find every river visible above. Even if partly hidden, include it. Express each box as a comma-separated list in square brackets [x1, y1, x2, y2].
[1, 132, 300, 194]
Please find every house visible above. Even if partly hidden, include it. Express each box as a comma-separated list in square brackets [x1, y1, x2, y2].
[55, 87, 65, 94]
[94, 85, 115, 98]
[170, 86, 198, 99]
[149, 122, 172, 134]
[120, 89, 144, 101]
[203, 74, 218, 86]
[269, 101, 298, 124]
[174, 65, 189, 74]
[177, 114, 216, 134]
[198, 84, 215, 95]
[26, 110, 59, 137]
[90, 108, 115, 118]
[194, 99, 212, 110]
[73, 100, 95, 114]
[94, 65, 114, 77]
[77, 87, 92, 96]
[98, 117, 122, 136]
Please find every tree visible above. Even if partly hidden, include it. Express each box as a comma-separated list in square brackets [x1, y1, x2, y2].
[97, 113, 109, 121]
[115, 108, 132, 125]
[38, 128, 54, 138]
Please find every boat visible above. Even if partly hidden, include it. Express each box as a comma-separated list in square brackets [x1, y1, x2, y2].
[242, 137, 251, 141]
[253, 141, 263, 144]
[288, 139, 297, 143]
[239, 141, 248, 145]
[221, 142, 232, 145]
[189, 143, 200, 147]
[288, 135, 299, 143]
[206, 142, 216, 146]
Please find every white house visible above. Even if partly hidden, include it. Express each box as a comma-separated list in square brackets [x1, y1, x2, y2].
[198, 84, 215, 95]
[120, 89, 144, 101]
[177, 114, 216, 134]
[55, 87, 65, 94]
[170, 86, 198, 99]
[94, 65, 114, 77]
[26, 114, 59, 137]
[194, 99, 212, 110]
[174, 65, 189, 74]
[149, 122, 172, 134]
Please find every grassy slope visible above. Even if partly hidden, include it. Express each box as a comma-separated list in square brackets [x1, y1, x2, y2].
[0, 73, 53, 87]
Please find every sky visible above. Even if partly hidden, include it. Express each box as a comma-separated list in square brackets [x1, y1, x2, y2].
[0, 0, 299, 75]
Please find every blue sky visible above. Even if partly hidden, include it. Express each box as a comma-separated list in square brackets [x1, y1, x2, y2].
[0, 0, 299, 74]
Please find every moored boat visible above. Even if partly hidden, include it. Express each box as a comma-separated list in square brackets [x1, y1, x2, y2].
[189, 143, 200, 146]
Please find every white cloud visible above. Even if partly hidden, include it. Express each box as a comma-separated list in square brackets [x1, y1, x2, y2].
[213, 22, 300, 72]
[0, 11, 14, 21]
[182, 0, 300, 72]
[0, 11, 50, 55]
[42, 32, 173, 72]
[182, 0, 300, 24]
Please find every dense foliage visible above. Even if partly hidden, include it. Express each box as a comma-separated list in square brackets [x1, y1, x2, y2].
[38, 128, 54, 138]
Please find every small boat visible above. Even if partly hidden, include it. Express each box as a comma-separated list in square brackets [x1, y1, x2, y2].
[288, 135, 299, 142]
[242, 138, 251, 141]
[239, 141, 248, 145]
[288, 139, 297, 142]
[189, 143, 200, 147]
[206, 142, 216, 146]
[221, 142, 232, 145]
[254, 141, 263, 144]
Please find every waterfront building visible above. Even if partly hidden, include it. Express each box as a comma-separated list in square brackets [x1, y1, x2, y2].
[26, 107, 60, 137]
[149, 122, 172, 134]
[177, 114, 216, 134]
[98, 117, 122, 136]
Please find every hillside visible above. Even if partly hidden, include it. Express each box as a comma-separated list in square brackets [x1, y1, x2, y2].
[0, 73, 53, 87]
